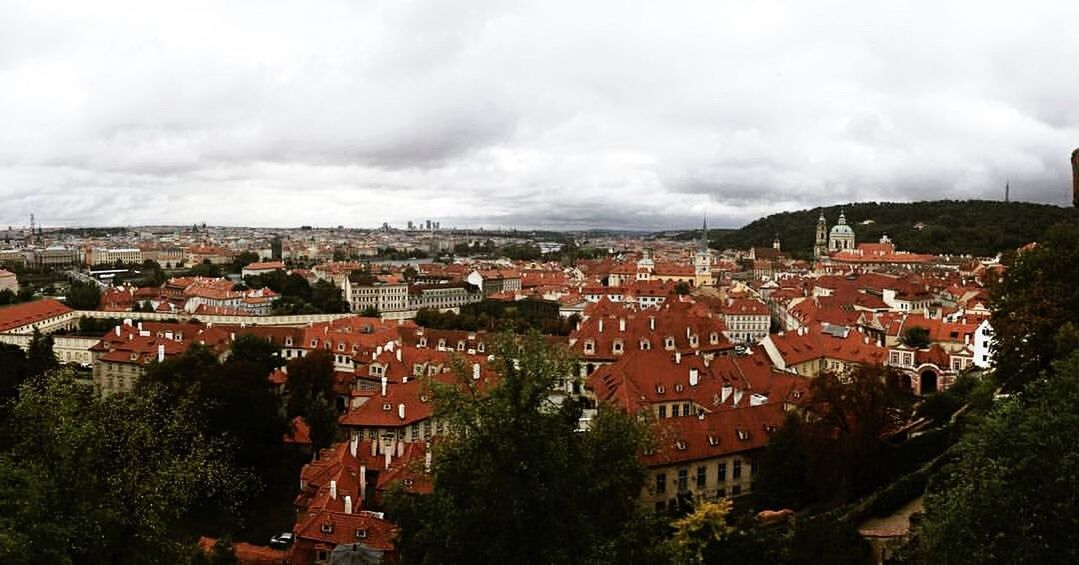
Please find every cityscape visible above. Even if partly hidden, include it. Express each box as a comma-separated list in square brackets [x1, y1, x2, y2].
[2, 2, 1079, 565]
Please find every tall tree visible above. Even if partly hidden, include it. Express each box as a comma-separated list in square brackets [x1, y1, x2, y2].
[907, 352, 1079, 564]
[0, 370, 249, 564]
[25, 327, 57, 381]
[387, 331, 661, 565]
[63, 280, 101, 310]
[991, 220, 1079, 389]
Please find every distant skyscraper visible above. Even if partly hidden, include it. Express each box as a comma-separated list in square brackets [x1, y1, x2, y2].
[426, 220, 431, 230]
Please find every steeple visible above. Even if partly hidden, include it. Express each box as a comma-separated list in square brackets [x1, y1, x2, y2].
[699, 216, 709, 252]
[1005, 181, 1010, 203]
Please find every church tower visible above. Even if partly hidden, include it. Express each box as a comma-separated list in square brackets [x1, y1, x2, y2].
[694, 217, 713, 287]
[814, 211, 828, 258]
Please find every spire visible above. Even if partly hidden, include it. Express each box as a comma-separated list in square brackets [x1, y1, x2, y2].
[1005, 180, 1010, 203]
[837, 209, 847, 225]
[700, 216, 709, 251]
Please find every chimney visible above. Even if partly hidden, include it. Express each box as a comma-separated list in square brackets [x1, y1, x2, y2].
[733, 389, 744, 406]
[619, 318, 626, 332]
[344, 495, 353, 514]
[330, 480, 337, 500]
[721, 383, 733, 404]
[157, 344, 165, 363]
[124, 318, 132, 327]
[115, 325, 121, 336]
[137, 321, 143, 331]
[649, 317, 656, 330]
[675, 352, 681, 364]
[370, 439, 378, 457]
[689, 368, 699, 387]
[381, 376, 388, 397]
[396, 348, 402, 362]
[384, 448, 392, 468]
[425, 449, 432, 474]
[472, 363, 481, 380]
[598, 319, 604, 333]
[359, 465, 367, 498]
[398, 403, 405, 420]
[349, 435, 358, 457]
[230, 332, 235, 341]
[396, 440, 404, 458]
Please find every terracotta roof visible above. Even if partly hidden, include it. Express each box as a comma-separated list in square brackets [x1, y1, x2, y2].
[0, 299, 73, 332]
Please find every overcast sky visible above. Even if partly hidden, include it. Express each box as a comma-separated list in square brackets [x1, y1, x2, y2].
[1, 1, 1077, 230]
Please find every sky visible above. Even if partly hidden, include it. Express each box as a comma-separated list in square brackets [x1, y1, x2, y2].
[1, 0, 1077, 231]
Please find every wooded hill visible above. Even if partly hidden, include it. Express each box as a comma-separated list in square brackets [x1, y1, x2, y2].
[690, 200, 1076, 258]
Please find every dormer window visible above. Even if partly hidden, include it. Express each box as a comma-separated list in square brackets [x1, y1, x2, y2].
[477, 343, 485, 353]
[675, 383, 684, 392]
[437, 339, 446, 349]
[709, 332, 718, 344]
[708, 435, 720, 446]
[418, 337, 427, 348]
[639, 339, 650, 350]
[403, 479, 415, 487]
[355, 528, 367, 539]
[675, 440, 687, 451]
[664, 337, 675, 350]
[285, 337, 292, 346]
[736, 430, 750, 441]
[382, 403, 392, 411]
[656, 385, 665, 394]
[584, 340, 595, 354]
[457, 341, 465, 351]
[320, 523, 334, 534]
[338, 343, 345, 351]
[311, 340, 317, 347]
[689, 335, 699, 347]
[612, 339, 623, 354]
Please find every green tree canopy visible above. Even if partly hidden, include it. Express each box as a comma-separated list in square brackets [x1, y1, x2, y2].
[0, 370, 249, 564]
[991, 220, 1079, 389]
[387, 331, 662, 565]
[907, 352, 1079, 564]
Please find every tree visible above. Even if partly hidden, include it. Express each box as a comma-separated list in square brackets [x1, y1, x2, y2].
[0, 370, 249, 563]
[284, 350, 335, 419]
[670, 496, 737, 564]
[25, 327, 57, 380]
[991, 220, 1079, 389]
[906, 352, 1079, 564]
[360, 306, 380, 317]
[800, 366, 912, 503]
[753, 412, 812, 510]
[674, 282, 691, 296]
[386, 331, 662, 565]
[899, 326, 931, 349]
[63, 280, 101, 310]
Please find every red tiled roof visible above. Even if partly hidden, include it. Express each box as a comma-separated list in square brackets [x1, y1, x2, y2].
[0, 299, 73, 332]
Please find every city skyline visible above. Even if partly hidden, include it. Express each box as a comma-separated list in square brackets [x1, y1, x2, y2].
[2, 0, 1077, 230]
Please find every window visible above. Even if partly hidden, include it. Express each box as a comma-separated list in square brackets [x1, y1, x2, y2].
[658, 405, 667, 418]
[716, 487, 726, 498]
[655, 473, 666, 494]
[584, 340, 595, 354]
[733, 459, 742, 479]
[717, 463, 727, 482]
[318, 550, 329, 561]
[320, 523, 334, 534]
[682, 403, 691, 417]
[677, 469, 688, 492]
[675, 440, 687, 451]
[696, 466, 706, 488]
[613, 340, 623, 354]
[355, 528, 368, 539]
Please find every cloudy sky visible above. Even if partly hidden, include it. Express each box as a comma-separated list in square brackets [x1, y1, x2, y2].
[1, 1, 1077, 230]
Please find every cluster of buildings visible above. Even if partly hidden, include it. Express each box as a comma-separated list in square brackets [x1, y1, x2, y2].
[0, 211, 1013, 563]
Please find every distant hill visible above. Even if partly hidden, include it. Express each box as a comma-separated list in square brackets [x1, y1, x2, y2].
[695, 200, 1076, 258]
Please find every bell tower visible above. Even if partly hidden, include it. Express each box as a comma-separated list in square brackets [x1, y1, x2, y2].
[814, 211, 828, 258]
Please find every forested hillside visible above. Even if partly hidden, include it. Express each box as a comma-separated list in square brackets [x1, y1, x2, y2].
[689, 201, 1075, 258]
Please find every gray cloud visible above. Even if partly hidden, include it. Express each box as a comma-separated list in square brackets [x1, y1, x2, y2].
[1, 0, 1077, 231]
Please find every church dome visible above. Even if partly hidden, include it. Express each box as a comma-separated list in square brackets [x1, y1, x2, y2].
[830, 224, 854, 236]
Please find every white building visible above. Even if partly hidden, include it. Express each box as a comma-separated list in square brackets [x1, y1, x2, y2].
[973, 319, 994, 368]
